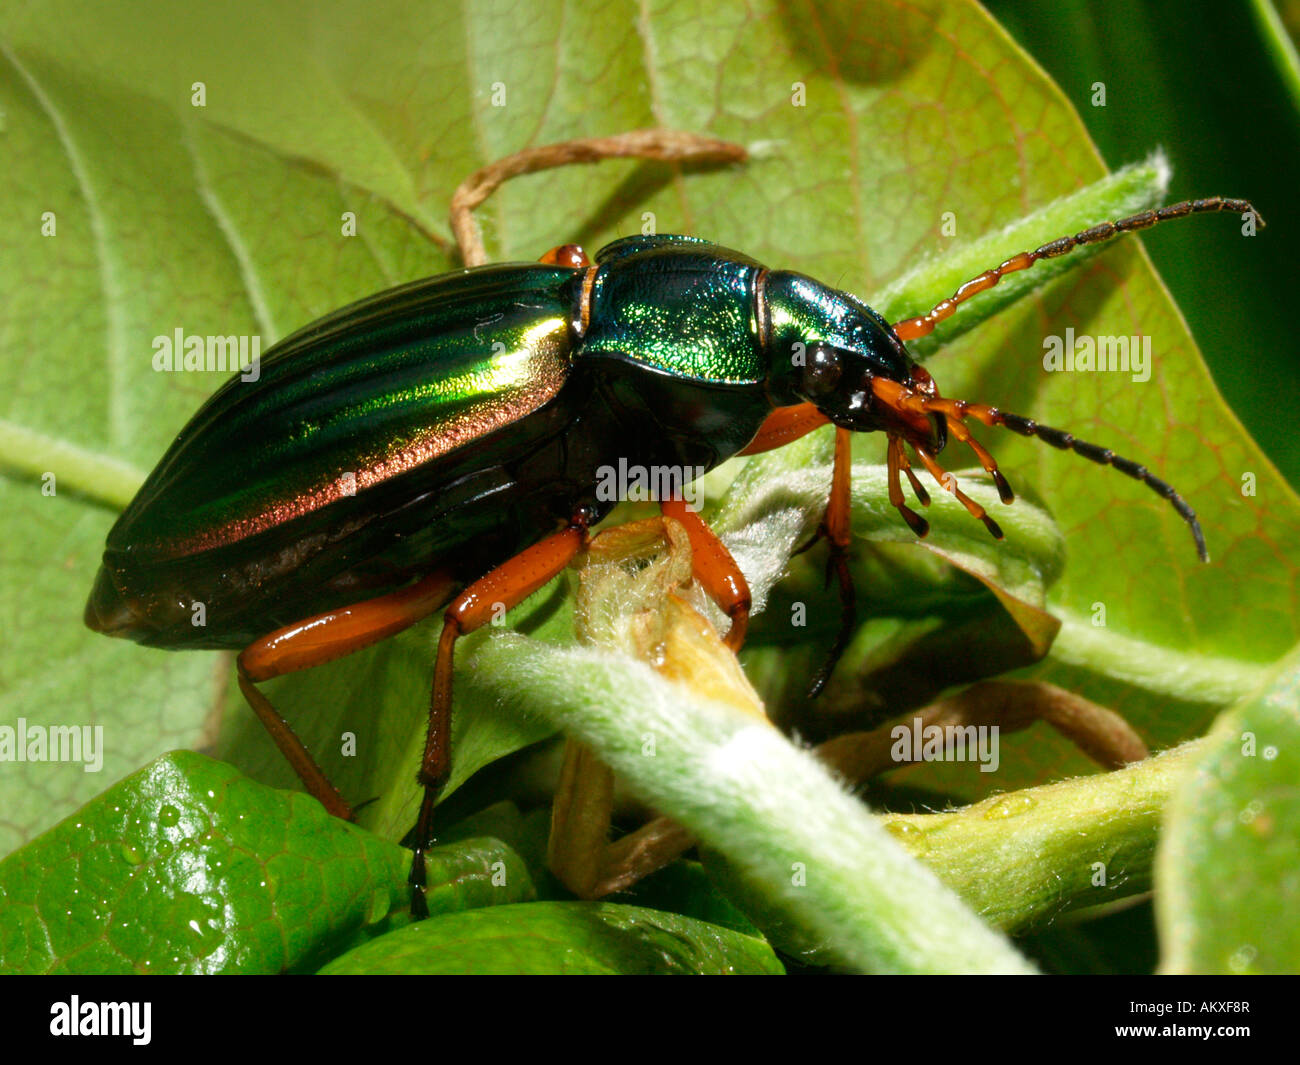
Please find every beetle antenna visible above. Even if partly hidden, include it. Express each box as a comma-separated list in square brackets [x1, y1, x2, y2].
[891, 197, 1262, 341]
[873, 379, 1209, 561]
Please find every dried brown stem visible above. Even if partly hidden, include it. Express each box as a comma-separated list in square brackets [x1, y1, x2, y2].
[450, 129, 747, 265]
[816, 679, 1149, 784]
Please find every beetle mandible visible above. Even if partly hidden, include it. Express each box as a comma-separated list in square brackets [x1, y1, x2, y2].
[84, 129, 1259, 914]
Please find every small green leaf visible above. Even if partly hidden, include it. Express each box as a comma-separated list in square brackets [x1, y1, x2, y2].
[318, 901, 783, 975]
[714, 445, 1064, 725]
[612, 859, 762, 937]
[0, 751, 534, 973]
[1156, 641, 1300, 974]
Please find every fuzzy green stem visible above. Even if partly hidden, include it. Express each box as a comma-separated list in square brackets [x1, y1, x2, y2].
[475, 633, 1036, 974]
[884, 740, 1203, 931]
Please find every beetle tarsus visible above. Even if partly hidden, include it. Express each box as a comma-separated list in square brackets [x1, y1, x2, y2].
[899, 504, 930, 538]
[408, 849, 430, 920]
[808, 543, 857, 699]
[991, 468, 1014, 505]
[902, 463, 930, 507]
[791, 528, 823, 557]
[407, 781, 445, 918]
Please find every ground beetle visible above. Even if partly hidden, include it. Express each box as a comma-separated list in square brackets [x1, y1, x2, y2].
[84, 130, 1259, 914]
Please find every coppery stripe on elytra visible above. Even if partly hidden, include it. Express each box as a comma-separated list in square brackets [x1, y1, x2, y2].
[753, 268, 771, 351]
[578, 265, 598, 336]
[158, 326, 573, 557]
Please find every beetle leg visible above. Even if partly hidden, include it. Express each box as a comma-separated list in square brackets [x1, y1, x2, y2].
[896, 439, 931, 506]
[660, 496, 751, 651]
[235, 669, 354, 821]
[809, 427, 857, 695]
[793, 427, 859, 697]
[887, 434, 929, 537]
[911, 443, 1005, 540]
[236, 569, 459, 822]
[736, 402, 831, 455]
[410, 519, 591, 916]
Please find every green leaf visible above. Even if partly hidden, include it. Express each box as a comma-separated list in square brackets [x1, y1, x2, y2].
[1156, 641, 1300, 974]
[0, 751, 535, 973]
[318, 901, 783, 975]
[987, 0, 1300, 484]
[1253, 0, 1300, 117]
[612, 858, 762, 937]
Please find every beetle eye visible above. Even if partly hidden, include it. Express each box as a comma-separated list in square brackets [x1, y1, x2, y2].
[802, 344, 842, 396]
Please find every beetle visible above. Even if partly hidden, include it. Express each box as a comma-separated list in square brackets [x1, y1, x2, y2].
[84, 134, 1258, 913]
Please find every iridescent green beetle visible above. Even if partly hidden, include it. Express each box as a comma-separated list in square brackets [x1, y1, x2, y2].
[85, 130, 1257, 914]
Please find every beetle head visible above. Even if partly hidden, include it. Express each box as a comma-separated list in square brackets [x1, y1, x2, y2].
[758, 266, 1206, 563]
[761, 271, 946, 455]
